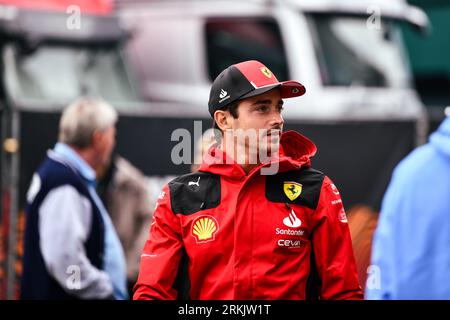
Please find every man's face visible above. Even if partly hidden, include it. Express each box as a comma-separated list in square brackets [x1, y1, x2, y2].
[94, 125, 116, 168]
[225, 88, 284, 162]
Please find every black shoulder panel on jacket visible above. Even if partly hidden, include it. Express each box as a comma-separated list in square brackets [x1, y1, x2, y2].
[265, 167, 325, 210]
[169, 172, 221, 215]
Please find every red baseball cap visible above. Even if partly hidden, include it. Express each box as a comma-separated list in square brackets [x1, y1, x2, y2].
[208, 60, 306, 117]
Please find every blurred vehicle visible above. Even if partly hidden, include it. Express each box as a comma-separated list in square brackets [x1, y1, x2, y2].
[118, 0, 428, 121]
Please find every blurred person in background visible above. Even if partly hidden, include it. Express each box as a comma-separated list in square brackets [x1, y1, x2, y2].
[366, 115, 450, 299]
[134, 60, 362, 300]
[96, 154, 173, 296]
[21, 98, 127, 300]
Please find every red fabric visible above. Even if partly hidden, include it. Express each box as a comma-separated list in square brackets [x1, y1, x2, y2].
[234, 60, 306, 97]
[134, 131, 363, 300]
[0, 0, 113, 15]
[235, 60, 280, 88]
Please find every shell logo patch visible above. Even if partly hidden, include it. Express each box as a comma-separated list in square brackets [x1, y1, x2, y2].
[192, 215, 219, 243]
[260, 66, 272, 78]
[283, 181, 302, 201]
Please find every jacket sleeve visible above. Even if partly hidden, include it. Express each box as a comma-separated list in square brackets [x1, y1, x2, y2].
[133, 184, 183, 300]
[311, 176, 363, 300]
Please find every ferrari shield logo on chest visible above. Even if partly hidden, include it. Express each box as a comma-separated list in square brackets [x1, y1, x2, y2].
[283, 181, 302, 201]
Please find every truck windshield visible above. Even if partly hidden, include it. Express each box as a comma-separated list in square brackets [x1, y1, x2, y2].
[306, 14, 412, 88]
[2, 43, 139, 105]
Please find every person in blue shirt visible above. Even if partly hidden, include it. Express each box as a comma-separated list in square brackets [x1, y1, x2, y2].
[366, 115, 450, 299]
[21, 98, 127, 300]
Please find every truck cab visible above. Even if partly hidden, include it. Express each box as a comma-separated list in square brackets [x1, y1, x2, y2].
[118, 0, 428, 121]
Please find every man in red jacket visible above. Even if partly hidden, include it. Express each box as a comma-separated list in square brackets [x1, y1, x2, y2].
[134, 60, 363, 300]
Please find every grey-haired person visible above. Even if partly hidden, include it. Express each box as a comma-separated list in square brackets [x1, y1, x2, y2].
[21, 98, 127, 300]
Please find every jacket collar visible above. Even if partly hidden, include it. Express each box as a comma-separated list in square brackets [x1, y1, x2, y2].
[199, 130, 317, 179]
[51, 143, 96, 184]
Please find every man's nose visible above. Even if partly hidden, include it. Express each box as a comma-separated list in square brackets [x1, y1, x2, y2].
[270, 112, 284, 129]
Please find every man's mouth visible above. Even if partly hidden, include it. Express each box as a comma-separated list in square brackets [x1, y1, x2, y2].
[265, 129, 281, 138]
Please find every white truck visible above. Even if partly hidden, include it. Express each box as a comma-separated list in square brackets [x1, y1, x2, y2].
[118, 0, 428, 123]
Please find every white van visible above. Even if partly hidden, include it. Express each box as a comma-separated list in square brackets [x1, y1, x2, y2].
[118, 0, 428, 122]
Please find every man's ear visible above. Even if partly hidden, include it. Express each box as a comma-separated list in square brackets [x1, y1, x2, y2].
[91, 129, 103, 148]
[214, 110, 231, 131]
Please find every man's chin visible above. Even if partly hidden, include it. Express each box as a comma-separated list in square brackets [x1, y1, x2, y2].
[259, 141, 280, 161]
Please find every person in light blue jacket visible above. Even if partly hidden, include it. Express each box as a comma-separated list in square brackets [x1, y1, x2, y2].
[366, 115, 450, 299]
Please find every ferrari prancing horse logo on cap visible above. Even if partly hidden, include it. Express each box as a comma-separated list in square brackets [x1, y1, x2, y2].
[260, 67, 272, 78]
[283, 182, 302, 201]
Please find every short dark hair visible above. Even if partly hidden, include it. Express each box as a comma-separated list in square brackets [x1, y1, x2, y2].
[213, 100, 240, 141]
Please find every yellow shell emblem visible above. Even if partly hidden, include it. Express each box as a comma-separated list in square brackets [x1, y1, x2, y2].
[260, 67, 272, 78]
[283, 181, 302, 201]
[192, 216, 219, 243]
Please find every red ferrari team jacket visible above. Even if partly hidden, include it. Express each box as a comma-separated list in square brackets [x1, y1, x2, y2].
[134, 131, 363, 300]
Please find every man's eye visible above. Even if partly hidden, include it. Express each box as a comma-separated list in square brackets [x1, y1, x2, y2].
[277, 105, 284, 113]
[256, 106, 269, 112]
